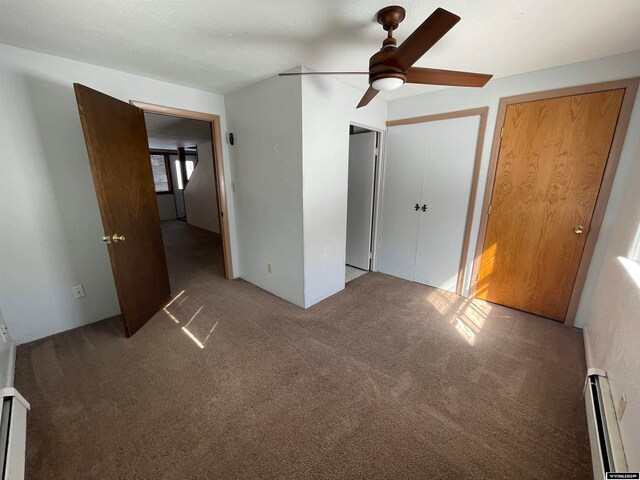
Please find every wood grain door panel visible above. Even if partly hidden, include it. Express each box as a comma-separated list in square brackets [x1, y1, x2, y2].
[75, 84, 171, 336]
[476, 89, 624, 320]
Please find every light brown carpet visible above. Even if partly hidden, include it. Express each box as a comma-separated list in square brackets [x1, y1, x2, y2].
[16, 221, 592, 479]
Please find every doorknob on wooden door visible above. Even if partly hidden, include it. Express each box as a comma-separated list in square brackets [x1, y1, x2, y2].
[101, 233, 126, 243]
[574, 225, 585, 235]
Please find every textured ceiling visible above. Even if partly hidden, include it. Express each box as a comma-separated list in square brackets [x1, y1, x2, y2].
[145, 113, 210, 150]
[1, 0, 639, 100]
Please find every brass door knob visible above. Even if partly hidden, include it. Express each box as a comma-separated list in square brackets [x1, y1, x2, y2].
[574, 225, 585, 235]
[101, 234, 125, 243]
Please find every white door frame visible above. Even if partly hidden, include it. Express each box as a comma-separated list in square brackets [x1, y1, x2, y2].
[349, 122, 386, 272]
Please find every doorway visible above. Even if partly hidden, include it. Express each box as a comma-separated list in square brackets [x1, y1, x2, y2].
[345, 125, 380, 283]
[74, 84, 232, 337]
[470, 78, 639, 324]
[143, 112, 224, 285]
[132, 100, 233, 281]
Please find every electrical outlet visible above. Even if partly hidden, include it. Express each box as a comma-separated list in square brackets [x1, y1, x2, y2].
[72, 285, 86, 299]
[617, 394, 628, 421]
[267, 263, 272, 273]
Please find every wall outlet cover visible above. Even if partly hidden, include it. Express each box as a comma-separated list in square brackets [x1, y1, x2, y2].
[72, 285, 86, 299]
[617, 393, 628, 421]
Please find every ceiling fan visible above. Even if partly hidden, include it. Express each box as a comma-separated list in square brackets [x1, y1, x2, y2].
[279, 6, 492, 108]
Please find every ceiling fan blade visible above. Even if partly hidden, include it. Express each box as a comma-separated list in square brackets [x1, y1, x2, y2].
[392, 8, 461, 70]
[279, 72, 368, 76]
[357, 86, 379, 108]
[406, 67, 493, 87]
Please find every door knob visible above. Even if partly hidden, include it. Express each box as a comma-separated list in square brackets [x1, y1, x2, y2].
[421, 204, 427, 212]
[574, 225, 585, 235]
[414, 203, 420, 211]
[101, 234, 125, 243]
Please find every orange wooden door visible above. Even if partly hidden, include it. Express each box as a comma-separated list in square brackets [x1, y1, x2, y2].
[476, 89, 624, 321]
[75, 84, 170, 336]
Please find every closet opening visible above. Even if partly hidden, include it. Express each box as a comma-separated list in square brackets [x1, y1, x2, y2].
[345, 124, 381, 283]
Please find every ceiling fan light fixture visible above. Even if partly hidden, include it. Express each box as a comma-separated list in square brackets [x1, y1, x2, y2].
[371, 76, 405, 91]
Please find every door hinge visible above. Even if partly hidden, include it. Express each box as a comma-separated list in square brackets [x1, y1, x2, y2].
[374, 147, 379, 155]
[500, 127, 504, 138]
[488, 204, 492, 215]
[369, 251, 373, 260]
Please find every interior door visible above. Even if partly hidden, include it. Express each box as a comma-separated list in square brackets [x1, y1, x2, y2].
[476, 89, 625, 320]
[377, 123, 426, 280]
[346, 131, 377, 270]
[74, 84, 171, 336]
[413, 115, 480, 293]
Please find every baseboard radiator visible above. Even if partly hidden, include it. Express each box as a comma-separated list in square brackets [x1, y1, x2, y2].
[584, 369, 628, 479]
[0, 388, 30, 480]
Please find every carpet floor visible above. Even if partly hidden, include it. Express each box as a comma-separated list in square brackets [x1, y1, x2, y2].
[16, 221, 592, 479]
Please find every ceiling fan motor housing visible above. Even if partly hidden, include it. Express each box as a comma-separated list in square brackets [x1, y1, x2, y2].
[370, 5, 408, 86]
[369, 49, 407, 85]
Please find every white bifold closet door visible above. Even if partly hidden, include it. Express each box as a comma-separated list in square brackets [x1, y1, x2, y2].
[378, 115, 480, 293]
[377, 123, 427, 280]
[346, 131, 377, 270]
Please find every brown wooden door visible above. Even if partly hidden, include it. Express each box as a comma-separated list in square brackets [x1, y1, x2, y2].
[476, 89, 624, 321]
[75, 84, 170, 336]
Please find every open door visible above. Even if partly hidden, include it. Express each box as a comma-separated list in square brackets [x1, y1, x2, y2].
[74, 84, 170, 337]
[346, 131, 377, 271]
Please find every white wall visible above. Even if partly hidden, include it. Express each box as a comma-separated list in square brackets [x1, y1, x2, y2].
[301, 72, 387, 307]
[225, 70, 386, 309]
[580, 136, 640, 471]
[387, 50, 640, 299]
[388, 50, 640, 468]
[156, 194, 178, 221]
[185, 141, 220, 233]
[0, 44, 238, 344]
[225, 74, 306, 307]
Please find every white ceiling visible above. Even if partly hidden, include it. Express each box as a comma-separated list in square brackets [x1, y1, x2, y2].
[1, 0, 639, 100]
[145, 113, 210, 150]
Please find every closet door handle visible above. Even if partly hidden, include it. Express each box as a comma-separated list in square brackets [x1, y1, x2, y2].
[421, 204, 427, 212]
[414, 203, 420, 211]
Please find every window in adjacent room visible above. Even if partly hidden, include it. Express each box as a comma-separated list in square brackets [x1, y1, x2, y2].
[175, 152, 198, 190]
[150, 152, 172, 193]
